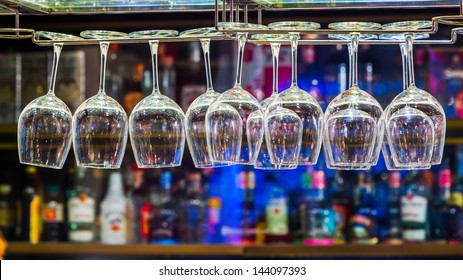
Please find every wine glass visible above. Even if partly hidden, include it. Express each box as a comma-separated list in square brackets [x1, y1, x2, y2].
[382, 21, 445, 167]
[380, 27, 433, 170]
[129, 30, 186, 168]
[18, 31, 81, 169]
[207, 22, 267, 165]
[325, 22, 383, 169]
[266, 21, 323, 166]
[249, 34, 301, 169]
[73, 30, 129, 169]
[180, 27, 232, 168]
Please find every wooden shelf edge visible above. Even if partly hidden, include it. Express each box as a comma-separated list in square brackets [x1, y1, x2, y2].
[245, 244, 463, 258]
[6, 243, 244, 256]
[5, 243, 463, 258]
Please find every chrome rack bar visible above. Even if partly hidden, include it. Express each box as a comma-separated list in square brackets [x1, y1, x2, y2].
[31, 33, 234, 46]
[28, 26, 463, 47]
[248, 27, 463, 46]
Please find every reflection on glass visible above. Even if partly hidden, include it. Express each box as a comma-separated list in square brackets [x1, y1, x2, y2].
[129, 30, 186, 168]
[73, 31, 129, 169]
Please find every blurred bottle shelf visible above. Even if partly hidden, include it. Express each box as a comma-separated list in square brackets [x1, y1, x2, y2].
[5, 243, 463, 258]
[0, 119, 462, 150]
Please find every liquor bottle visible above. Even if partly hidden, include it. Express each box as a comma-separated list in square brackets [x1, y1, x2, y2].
[67, 168, 96, 243]
[126, 164, 147, 244]
[384, 172, 402, 244]
[329, 171, 349, 243]
[203, 169, 223, 244]
[19, 166, 42, 244]
[430, 166, 451, 242]
[401, 171, 432, 242]
[296, 172, 312, 244]
[265, 175, 289, 244]
[302, 171, 336, 245]
[223, 171, 247, 245]
[100, 172, 127, 244]
[140, 171, 160, 244]
[206, 197, 222, 243]
[241, 171, 257, 245]
[0, 184, 14, 240]
[183, 172, 207, 243]
[42, 184, 66, 242]
[447, 180, 463, 243]
[149, 171, 178, 244]
[349, 173, 378, 244]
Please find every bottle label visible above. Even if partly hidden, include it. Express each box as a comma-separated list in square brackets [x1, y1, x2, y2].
[349, 214, 377, 242]
[43, 203, 64, 222]
[401, 194, 427, 223]
[30, 196, 41, 244]
[101, 203, 127, 244]
[69, 231, 94, 242]
[266, 198, 288, 235]
[403, 229, 426, 241]
[68, 194, 95, 223]
[140, 203, 151, 238]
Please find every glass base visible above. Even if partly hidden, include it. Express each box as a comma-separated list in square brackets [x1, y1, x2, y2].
[326, 164, 371, 171]
[20, 161, 63, 170]
[297, 161, 318, 165]
[195, 162, 234, 168]
[136, 163, 182, 169]
[77, 162, 121, 169]
[254, 165, 297, 170]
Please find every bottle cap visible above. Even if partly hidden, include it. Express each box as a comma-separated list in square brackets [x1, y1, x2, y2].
[420, 171, 434, 187]
[389, 172, 401, 188]
[25, 166, 37, 174]
[312, 171, 325, 189]
[439, 169, 452, 188]
[246, 171, 255, 189]
[190, 172, 201, 182]
[160, 172, 172, 189]
[208, 197, 222, 208]
[237, 171, 246, 189]
[0, 184, 12, 195]
[301, 173, 312, 189]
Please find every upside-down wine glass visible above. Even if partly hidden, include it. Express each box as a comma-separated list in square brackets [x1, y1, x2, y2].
[325, 22, 384, 170]
[266, 21, 323, 166]
[382, 21, 444, 168]
[249, 33, 302, 169]
[180, 27, 232, 168]
[18, 31, 81, 169]
[380, 23, 433, 170]
[206, 22, 267, 165]
[73, 30, 129, 169]
[129, 30, 186, 168]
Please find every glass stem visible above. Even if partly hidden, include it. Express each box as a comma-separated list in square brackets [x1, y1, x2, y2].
[270, 43, 281, 96]
[348, 33, 359, 88]
[47, 43, 63, 95]
[289, 33, 299, 87]
[399, 42, 409, 90]
[235, 33, 247, 87]
[405, 34, 416, 87]
[98, 42, 109, 95]
[149, 40, 161, 94]
[200, 39, 214, 92]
